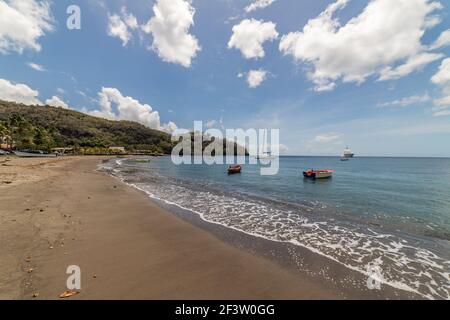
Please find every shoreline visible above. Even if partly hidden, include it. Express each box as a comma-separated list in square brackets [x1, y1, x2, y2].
[0, 156, 340, 299]
[104, 159, 422, 300]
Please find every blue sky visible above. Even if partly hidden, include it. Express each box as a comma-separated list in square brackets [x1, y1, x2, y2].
[1, 0, 450, 156]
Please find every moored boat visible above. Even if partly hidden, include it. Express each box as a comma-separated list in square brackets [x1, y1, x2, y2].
[228, 165, 242, 174]
[13, 151, 57, 158]
[303, 169, 334, 179]
[342, 146, 355, 158]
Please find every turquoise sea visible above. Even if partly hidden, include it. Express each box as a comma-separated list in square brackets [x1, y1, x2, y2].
[101, 156, 450, 299]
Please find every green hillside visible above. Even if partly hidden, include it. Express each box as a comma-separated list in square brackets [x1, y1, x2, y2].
[0, 100, 173, 154]
[0, 100, 247, 156]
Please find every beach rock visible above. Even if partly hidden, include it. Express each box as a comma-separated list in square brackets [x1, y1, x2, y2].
[32, 293, 39, 298]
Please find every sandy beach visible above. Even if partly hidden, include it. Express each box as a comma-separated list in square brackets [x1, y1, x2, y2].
[0, 156, 340, 300]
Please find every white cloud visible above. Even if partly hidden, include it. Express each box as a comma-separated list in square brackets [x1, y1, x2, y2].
[305, 132, 344, 155]
[0, 78, 41, 105]
[279, 0, 444, 91]
[313, 132, 343, 143]
[205, 120, 217, 128]
[378, 52, 443, 81]
[108, 15, 131, 46]
[122, 7, 138, 30]
[0, 0, 54, 54]
[245, 0, 276, 13]
[228, 19, 278, 59]
[87, 87, 178, 133]
[107, 7, 138, 47]
[27, 62, 46, 72]
[45, 96, 69, 109]
[431, 58, 450, 116]
[429, 29, 450, 50]
[377, 93, 431, 108]
[142, 0, 201, 67]
[431, 106, 450, 116]
[246, 69, 268, 88]
[431, 57, 450, 85]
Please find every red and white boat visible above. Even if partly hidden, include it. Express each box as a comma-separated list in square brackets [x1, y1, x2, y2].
[303, 169, 335, 179]
[228, 165, 242, 174]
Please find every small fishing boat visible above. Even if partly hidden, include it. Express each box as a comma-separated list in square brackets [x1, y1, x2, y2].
[228, 165, 242, 174]
[303, 169, 334, 179]
[13, 151, 57, 158]
[133, 159, 151, 163]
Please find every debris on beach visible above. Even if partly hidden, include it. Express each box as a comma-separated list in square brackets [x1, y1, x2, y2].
[27, 268, 34, 273]
[59, 290, 79, 299]
[32, 293, 39, 298]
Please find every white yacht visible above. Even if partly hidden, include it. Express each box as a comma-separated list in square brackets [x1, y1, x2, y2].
[342, 146, 355, 158]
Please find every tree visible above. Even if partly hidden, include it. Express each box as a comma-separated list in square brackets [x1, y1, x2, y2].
[0, 122, 7, 147]
[33, 127, 54, 151]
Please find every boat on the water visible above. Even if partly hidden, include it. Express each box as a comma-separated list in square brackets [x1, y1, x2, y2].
[342, 146, 355, 158]
[256, 152, 276, 160]
[228, 165, 242, 174]
[303, 169, 334, 179]
[13, 151, 57, 158]
[340, 157, 349, 161]
[133, 159, 151, 163]
[256, 130, 276, 160]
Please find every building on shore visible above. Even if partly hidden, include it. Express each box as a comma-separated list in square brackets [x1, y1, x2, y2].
[108, 146, 126, 153]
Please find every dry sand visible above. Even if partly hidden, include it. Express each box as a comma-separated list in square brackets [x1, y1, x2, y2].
[0, 156, 337, 300]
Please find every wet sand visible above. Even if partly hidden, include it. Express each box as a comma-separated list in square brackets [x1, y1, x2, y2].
[0, 156, 338, 299]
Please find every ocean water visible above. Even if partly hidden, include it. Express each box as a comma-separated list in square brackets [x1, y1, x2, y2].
[100, 156, 450, 299]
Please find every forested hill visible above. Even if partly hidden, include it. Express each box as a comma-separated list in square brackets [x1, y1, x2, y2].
[0, 101, 248, 156]
[0, 100, 173, 154]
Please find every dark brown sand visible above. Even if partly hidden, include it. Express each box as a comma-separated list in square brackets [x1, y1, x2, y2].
[0, 157, 338, 300]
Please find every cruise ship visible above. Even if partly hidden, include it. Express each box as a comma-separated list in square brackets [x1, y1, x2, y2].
[342, 146, 355, 158]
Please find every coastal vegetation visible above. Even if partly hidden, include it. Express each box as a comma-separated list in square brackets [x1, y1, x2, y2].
[0, 100, 246, 156]
[0, 100, 172, 154]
